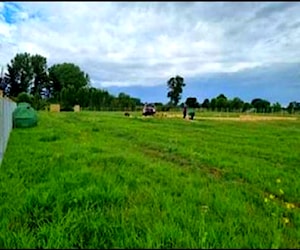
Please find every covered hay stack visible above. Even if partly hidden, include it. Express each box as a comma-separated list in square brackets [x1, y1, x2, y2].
[74, 105, 80, 112]
[50, 104, 60, 112]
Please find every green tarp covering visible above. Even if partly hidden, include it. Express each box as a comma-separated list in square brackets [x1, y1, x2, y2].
[13, 102, 38, 128]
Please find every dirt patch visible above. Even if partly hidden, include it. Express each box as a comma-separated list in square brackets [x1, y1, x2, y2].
[155, 113, 297, 121]
[208, 167, 223, 178]
[197, 117, 240, 121]
[239, 115, 297, 121]
[140, 145, 225, 179]
[197, 116, 297, 121]
[165, 114, 182, 118]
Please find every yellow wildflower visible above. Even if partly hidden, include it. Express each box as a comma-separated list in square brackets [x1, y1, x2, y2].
[200, 205, 209, 213]
[286, 203, 295, 209]
[269, 194, 275, 200]
[279, 189, 284, 195]
[283, 217, 289, 224]
[276, 178, 281, 183]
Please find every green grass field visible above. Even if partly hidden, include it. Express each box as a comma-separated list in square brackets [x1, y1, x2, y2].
[1, 111, 300, 248]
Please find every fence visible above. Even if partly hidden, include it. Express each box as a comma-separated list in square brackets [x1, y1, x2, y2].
[0, 93, 17, 165]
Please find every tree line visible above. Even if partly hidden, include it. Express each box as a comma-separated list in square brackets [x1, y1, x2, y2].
[166, 75, 300, 114]
[1, 53, 299, 113]
[182, 95, 284, 113]
[0, 52, 142, 111]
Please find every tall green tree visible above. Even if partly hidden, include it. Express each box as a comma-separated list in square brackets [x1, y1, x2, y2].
[251, 98, 271, 113]
[167, 75, 186, 106]
[30, 54, 49, 97]
[287, 101, 300, 114]
[60, 85, 78, 108]
[215, 94, 228, 111]
[242, 102, 253, 112]
[201, 98, 210, 109]
[48, 63, 90, 107]
[230, 97, 244, 111]
[4, 52, 49, 99]
[210, 98, 217, 111]
[271, 102, 282, 113]
[5, 52, 33, 97]
[185, 97, 199, 108]
[76, 87, 91, 108]
[117, 92, 136, 111]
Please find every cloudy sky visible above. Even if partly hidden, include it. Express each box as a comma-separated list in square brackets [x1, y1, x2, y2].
[1, 2, 300, 106]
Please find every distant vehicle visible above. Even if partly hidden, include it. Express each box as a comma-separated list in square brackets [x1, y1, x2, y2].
[143, 103, 156, 116]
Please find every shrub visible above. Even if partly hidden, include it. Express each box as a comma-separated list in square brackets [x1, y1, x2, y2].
[16, 92, 33, 104]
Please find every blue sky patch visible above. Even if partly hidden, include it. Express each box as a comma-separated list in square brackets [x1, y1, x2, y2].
[2, 2, 22, 24]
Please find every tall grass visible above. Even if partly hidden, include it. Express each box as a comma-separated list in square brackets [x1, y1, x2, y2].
[0, 111, 299, 248]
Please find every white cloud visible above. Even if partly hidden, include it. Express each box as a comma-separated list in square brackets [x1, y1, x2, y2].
[0, 2, 300, 87]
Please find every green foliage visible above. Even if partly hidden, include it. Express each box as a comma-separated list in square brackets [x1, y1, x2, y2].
[1, 112, 300, 248]
[161, 105, 171, 111]
[242, 102, 253, 112]
[16, 92, 33, 104]
[47, 63, 141, 111]
[201, 98, 210, 109]
[215, 94, 228, 111]
[60, 86, 78, 109]
[48, 63, 90, 106]
[272, 102, 282, 113]
[201, 95, 283, 113]
[2, 52, 297, 114]
[5, 53, 33, 97]
[117, 92, 136, 111]
[210, 98, 217, 111]
[251, 98, 271, 113]
[185, 97, 199, 108]
[132, 97, 143, 106]
[229, 97, 244, 111]
[31, 95, 48, 111]
[167, 75, 186, 106]
[4, 53, 49, 99]
[287, 101, 300, 114]
[30, 54, 49, 96]
[48, 63, 90, 91]
[153, 103, 164, 112]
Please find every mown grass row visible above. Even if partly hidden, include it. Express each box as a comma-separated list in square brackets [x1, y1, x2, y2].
[0, 111, 299, 248]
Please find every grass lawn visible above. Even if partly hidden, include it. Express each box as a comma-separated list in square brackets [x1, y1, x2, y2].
[0, 111, 300, 248]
